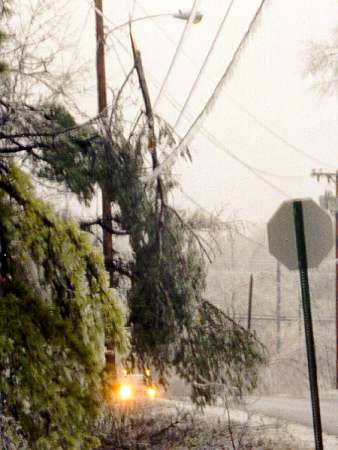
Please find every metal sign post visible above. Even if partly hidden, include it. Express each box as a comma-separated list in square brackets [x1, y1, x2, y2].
[293, 201, 323, 450]
[267, 198, 334, 450]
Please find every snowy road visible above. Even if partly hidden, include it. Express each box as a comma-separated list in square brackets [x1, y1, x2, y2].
[243, 395, 338, 437]
[169, 394, 338, 449]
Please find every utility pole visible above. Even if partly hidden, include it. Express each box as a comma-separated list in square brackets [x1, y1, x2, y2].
[94, 0, 114, 285]
[276, 260, 281, 353]
[247, 274, 253, 331]
[94, 0, 115, 368]
[311, 169, 338, 389]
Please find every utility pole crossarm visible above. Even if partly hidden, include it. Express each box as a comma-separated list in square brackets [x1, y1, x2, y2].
[311, 169, 337, 184]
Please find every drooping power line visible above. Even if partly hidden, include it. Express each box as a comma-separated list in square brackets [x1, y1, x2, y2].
[148, 72, 292, 199]
[153, 0, 202, 111]
[143, 0, 269, 183]
[88, 1, 293, 199]
[136, 1, 334, 171]
[174, 0, 236, 130]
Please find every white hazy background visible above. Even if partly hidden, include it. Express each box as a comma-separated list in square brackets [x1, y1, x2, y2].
[23, 0, 338, 224]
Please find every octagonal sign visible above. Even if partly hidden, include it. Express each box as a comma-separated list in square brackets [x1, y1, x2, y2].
[267, 199, 333, 270]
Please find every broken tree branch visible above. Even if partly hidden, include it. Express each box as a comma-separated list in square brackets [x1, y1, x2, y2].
[129, 24, 165, 254]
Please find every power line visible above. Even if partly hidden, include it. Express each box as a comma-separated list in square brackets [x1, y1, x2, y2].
[174, 0, 235, 129]
[233, 314, 334, 323]
[148, 74, 291, 199]
[225, 94, 336, 170]
[153, 71, 309, 183]
[136, 1, 335, 171]
[90, 1, 335, 179]
[177, 185, 251, 227]
[200, 126, 291, 199]
[89, 1, 293, 199]
[153, 0, 202, 111]
[144, 0, 269, 183]
[65, 4, 92, 77]
[251, 167, 309, 180]
[176, 185, 269, 250]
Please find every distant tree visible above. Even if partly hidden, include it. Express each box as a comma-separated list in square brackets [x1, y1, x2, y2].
[0, 0, 10, 73]
[304, 27, 338, 96]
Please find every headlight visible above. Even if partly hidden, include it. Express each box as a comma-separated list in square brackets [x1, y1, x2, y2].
[118, 384, 133, 400]
[146, 386, 157, 399]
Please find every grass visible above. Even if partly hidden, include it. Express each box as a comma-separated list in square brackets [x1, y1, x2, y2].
[94, 400, 309, 450]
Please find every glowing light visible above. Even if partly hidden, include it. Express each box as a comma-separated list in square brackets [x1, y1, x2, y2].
[145, 368, 150, 377]
[118, 384, 133, 400]
[147, 386, 157, 399]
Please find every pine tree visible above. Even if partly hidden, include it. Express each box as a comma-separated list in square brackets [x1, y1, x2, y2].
[0, 162, 127, 448]
[0, 101, 265, 407]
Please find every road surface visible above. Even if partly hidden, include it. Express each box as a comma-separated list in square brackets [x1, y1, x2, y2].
[170, 394, 338, 449]
[243, 395, 338, 437]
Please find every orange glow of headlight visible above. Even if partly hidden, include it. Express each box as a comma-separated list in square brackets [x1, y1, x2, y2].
[146, 386, 157, 399]
[118, 384, 133, 400]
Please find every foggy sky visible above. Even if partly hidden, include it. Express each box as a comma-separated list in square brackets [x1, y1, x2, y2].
[33, 0, 338, 224]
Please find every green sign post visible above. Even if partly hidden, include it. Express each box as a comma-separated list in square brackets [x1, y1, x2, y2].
[293, 201, 323, 450]
[268, 198, 333, 450]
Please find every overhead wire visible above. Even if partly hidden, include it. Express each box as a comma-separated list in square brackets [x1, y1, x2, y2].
[88, 0, 141, 111]
[142, 62, 292, 199]
[135, 1, 335, 171]
[174, 0, 235, 130]
[65, 4, 92, 78]
[225, 93, 336, 169]
[177, 186, 248, 228]
[201, 126, 291, 198]
[87, 1, 296, 198]
[249, 167, 309, 180]
[143, 0, 269, 183]
[76, 2, 335, 182]
[153, 0, 202, 112]
[176, 185, 269, 250]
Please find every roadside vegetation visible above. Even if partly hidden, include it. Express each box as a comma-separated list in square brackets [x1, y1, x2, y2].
[93, 401, 308, 450]
[1, 0, 335, 448]
[0, 1, 266, 448]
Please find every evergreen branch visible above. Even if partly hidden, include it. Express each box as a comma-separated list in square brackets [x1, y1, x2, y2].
[80, 218, 129, 236]
[201, 298, 262, 342]
[0, 97, 103, 139]
[109, 259, 133, 280]
[166, 205, 213, 263]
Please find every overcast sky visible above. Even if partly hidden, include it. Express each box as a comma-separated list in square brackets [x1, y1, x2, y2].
[47, 0, 338, 224]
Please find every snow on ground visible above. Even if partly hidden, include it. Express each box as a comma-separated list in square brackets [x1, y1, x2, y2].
[168, 398, 338, 450]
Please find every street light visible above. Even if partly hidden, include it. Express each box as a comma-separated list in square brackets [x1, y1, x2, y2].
[105, 9, 203, 37]
[173, 9, 203, 24]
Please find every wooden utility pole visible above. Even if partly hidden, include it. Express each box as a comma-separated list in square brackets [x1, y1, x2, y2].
[311, 169, 338, 389]
[247, 274, 253, 331]
[94, 0, 114, 285]
[94, 0, 115, 368]
[276, 260, 281, 353]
